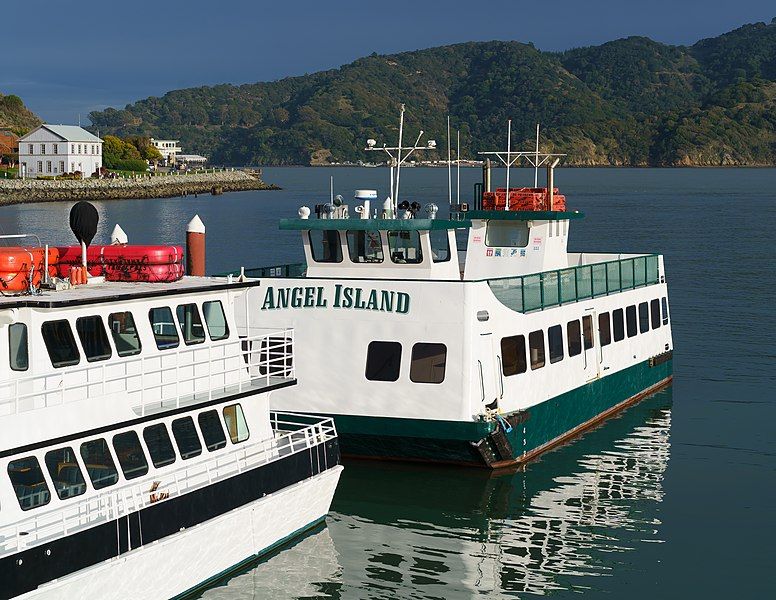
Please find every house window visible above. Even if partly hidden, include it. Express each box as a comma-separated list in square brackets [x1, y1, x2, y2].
[365, 341, 402, 381]
[143, 423, 176, 468]
[176, 303, 206, 345]
[71, 144, 75, 153]
[28, 144, 34, 154]
[639, 302, 650, 333]
[567, 320, 582, 356]
[37, 160, 42, 172]
[347, 230, 383, 263]
[9, 323, 28, 371]
[599, 312, 612, 346]
[388, 230, 423, 264]
[45, 447, 86, 500]
[80, 438, 119, 490]
[501, 335, 527, 376]
[46, 161, 51, 173]
[149, 307, 179, 350]
[582, 315, 594, 349]
[548, 325, 564, 363]
[8, 456, 51, 510]
[202, 301, 229, 340]
[172, 417, 202, 460]
[112, 431, 149, 480]
[198, 410, 227, 451]
[59, 161, 64, 173]
[40, 144, 45, 154]
[409, 343, 447, 384]
[78, 144, 81, 154]
[626, 305, 638, 337]
[308, 230, 342, 263]
[75, 316, 112, 362]
[223, 404, 250, 444]
[53, 144, 58, 154]
[529, 330, 545, 370]
[42, 319, 80, 367]
[71, 162, 75, 171]
[650, 299, 661, 329]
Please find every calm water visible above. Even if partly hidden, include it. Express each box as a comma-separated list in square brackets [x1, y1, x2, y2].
[2, 167, 774, 598]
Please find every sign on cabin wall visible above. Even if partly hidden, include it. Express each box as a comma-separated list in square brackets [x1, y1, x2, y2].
[261, 284, 410, 314]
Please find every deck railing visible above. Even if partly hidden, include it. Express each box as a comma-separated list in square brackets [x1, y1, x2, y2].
[0, 413, 336, 559]
[486, 254, 660, 313]
[0, 328, 295, 418]
[221, 263, 306, 279]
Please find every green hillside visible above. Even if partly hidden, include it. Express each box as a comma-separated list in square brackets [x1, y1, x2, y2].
[89, 18, 776, 166]
[0, 93, 41, 136]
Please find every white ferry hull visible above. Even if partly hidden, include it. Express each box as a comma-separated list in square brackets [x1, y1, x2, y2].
[19, 465, 343, 600]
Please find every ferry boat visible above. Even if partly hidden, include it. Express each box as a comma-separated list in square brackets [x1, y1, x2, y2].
[234, 113, 674, 468]
[0, 233, 342, 599]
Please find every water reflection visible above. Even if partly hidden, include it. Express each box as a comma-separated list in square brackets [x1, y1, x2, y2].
[197, 389, 672, 599]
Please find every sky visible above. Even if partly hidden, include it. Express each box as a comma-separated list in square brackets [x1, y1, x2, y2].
[3, 0, 774, 124]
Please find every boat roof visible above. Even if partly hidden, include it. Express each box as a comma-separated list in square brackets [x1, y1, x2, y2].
[0, 276, 257, 310]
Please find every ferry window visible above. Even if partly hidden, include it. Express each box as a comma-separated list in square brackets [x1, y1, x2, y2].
[346, 230, 383, 263]
[143, 423, 176, 468]
[529, 330, 545, 370]
[582, 315, 594, 349]
[108, 312, 142, 357]
[501, 335, 527, 376]
[44, 447, 86, 500]
[223, 404, 250, 444]
[79, 439, 119, 490]
[8, 457, 51, 510]
[203, 301, 230, 341]
[198, 410, 227, 451]
[42, 320, 80, 368]
[309, 230, 343, 263]
[485, 221, 529, 247]
[548, 325, 564, 364]
[149, 307, 180, 350]
[626, 305, 638, 338]
[75, 316, 112, 362]
[176, 303, 206, 345]
[365, 341, 402, 381]
[388, 230, 423, 264]
[661, 297, 669, 325]
[639, 302, 650, 333]
[410, 343, 447, 384]
[650, 299, 661, 329]
[430, 229, 451, 263]
[172, 417, 202, 460]
[613, 309, 625, 341]
[113, 431, 149, 480]
[9, 323, 28, 371]
[599, 312, 612, 346]
[567, 320, 582, 356]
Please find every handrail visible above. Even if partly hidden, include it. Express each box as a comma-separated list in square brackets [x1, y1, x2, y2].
[0, 413, 336, 558]
[486, 254, 660, 313]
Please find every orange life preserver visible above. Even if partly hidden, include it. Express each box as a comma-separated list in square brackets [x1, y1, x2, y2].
[0, 247, 59, 291]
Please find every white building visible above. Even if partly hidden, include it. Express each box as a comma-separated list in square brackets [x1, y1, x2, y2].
[18, 125, 102, 178]
[150, 138, 182, 165]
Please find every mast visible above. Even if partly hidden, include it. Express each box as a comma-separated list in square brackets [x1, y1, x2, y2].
[506, 120, 511, 210]
[456, 130, 461, 206]
[534, 123, 540, 188]
[447, 116, 452, 206]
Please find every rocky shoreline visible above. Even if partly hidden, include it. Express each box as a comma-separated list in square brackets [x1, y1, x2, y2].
[0, 170, 279, 205]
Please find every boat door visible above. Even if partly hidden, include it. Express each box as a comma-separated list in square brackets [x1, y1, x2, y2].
[582, 312, 600, 382]
[476, 332, 501, 411]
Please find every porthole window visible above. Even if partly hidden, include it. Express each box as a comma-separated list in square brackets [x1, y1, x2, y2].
[613, 309, 625, 342]
[198, 410, 227, 451]
[80, 439, 119, 490]
[8, 456, 51, 510]
[172, 417, 202, 460]
[347, 230, 383, 263]
[387, 230, 423, 264]
[501, 335, 527, 376]
[176, 303, 206, 345]
[365, 341, 402, 381]
[309, 230, 342, 263]
[42, 320, 80, 368]
[108, 312, 142, 357]
[567, 320, 582, 356]
[599, 312, 612, 346]
[75, 316, 112, 362]
[9, 322, 28, 371]
[149, 307, 180, 350]
[202, 301, 230, 341]
[409, 343, 447, 384]
[45, 447, 86, 500]
[143, 423, 176, 468]
[626, 305, 638, 338]
[529, 330, 545, 370]
[113, 431, 149, 480]
[548, 325, 564, 364]
[223, 404, 250, 444]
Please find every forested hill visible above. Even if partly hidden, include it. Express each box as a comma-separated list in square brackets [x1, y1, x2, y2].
[0, 94, 40, 135]
[89, 19, 776, 166]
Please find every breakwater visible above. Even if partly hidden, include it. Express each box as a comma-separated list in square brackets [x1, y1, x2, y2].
[0, 170, 278, 205]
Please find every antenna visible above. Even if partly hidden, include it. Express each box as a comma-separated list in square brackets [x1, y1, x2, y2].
[456, 130, 461, 205]
[534, 123, 540, 188]
[447, 116, 452, 206]
[330, 175, 334, 204]
[506, 120, 511, 209]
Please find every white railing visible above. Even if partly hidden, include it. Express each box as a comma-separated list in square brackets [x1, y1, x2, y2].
[0, 413, 336, 558]
[0, 329, 295, 418]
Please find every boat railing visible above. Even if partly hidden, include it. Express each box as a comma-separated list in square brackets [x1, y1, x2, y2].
[220, 262, 307, 279]
[0, 412, 336, 559]
[486, 254, 660, 313]
[0, 328, 295, 418]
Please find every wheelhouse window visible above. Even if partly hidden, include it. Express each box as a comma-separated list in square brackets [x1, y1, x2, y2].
[567, 320, 582, 356]
[149, 307, 180, 350]
[661, 297, 669, 325]
[501, 335, 527, 376]
[143, 423, 176, 468]
[388, 230, 423, 264]
[638, 302, 650, 333]
[42, 320, 80, 367]
[582, 315, 594, 349]
[45, 447, 86, 500]
[75, 316, 112, 362]
[113, 431, 149, 480]
[650, 299, 661, 329]
[108, 312, 142, 357]
[347, 230, 383, 263]
[599, 312, 612, 346]
[613, 308, 625, 342]
[176, 303, 206, 345]
[529, 330, 545, 370]
[485, 221, 529, 247]
[9, 322, 28, 371]
[309, 230, 343, 263]
[198, 410, 227, 451]
[365, 341, 402, 381]
[8, 457, 51, 510]
[172, 417, 202, 460]
[202, 301, 230, 340]
[626, 305, 638, 337]
[548, 325, 564, 364]
[409, 343, 447, 384]
[80, 439, 119, 490]
[223, 404, 250, 444]
[429, 229, 451, 263]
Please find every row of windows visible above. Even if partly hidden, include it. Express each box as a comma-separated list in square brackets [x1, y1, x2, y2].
[26, 143, 99, 155]
[9, 300, 229, 371]
[501, 297, 669, 376]
[364, 341, 447, 384]
[6, 403, 249, 511]
[309, 229, 450, 265]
